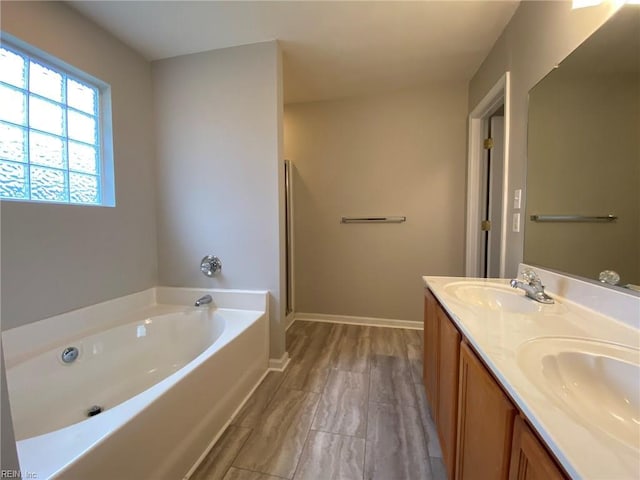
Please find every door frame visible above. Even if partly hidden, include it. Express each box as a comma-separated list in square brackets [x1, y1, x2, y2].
[465, 72, 511, 277]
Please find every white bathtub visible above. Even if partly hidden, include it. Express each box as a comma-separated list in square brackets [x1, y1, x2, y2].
[2, 287, 269, 480]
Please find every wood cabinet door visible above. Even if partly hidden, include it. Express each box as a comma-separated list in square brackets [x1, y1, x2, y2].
[456, 342, 516, 480]
[509, 416, 566, 480]
[423, 290, 439, 414]
[436, 306, 461, 480]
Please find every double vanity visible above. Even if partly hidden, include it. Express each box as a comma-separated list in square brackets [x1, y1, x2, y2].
[427, 6, 640, 478]
[422, 265, 640, 480]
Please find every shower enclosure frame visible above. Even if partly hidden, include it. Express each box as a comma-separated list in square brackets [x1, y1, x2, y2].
[284, 160, 294, 317]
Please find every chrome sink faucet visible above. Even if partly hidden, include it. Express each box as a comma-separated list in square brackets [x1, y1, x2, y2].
[194, 294, 213, 307]
[510, 268, 554, 304]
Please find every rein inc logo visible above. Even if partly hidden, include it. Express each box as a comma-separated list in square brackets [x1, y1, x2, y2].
[1, 472, 38, 479]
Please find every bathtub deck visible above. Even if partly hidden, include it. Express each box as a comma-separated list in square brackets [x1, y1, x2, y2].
[191, 321, 446, 480]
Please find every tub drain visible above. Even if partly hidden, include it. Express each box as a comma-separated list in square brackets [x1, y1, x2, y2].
[87, 405, 103, 417]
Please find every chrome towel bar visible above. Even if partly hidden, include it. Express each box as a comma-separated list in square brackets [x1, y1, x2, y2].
[530, 214, 617, 223]
[341, 216, 406, 224]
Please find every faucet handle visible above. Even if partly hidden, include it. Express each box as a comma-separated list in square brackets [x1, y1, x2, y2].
[200, 255, 222, 277]
[599, 270, 620, 286]
[521, 268, 541, 286]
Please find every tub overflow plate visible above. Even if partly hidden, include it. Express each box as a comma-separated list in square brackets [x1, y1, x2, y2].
[61, 346, 79, 363]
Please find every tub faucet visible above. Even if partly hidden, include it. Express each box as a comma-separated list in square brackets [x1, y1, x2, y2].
[194, 294, 213, 307]
[510, 268, 554, 304]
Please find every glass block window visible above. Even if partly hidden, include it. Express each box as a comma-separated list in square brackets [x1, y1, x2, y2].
[0, 43, 113, 206]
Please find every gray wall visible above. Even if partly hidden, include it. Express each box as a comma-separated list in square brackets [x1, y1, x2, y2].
[285, 84, 468, 322]
[469, 0, 620, 276]
[152, 42, 286, 358]
[0, 1, 158, 331]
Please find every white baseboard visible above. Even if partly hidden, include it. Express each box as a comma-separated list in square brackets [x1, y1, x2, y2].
[294, 312, 423, 330]
[268, 351, 291, 371]
[285, 312, 296, 331]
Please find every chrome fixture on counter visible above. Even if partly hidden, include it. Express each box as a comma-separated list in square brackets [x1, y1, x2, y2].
[510, 268, 554, 304]
[200, 255, 222, 277]
[599, 270, 620, 286]
[194, 294, 213, 307]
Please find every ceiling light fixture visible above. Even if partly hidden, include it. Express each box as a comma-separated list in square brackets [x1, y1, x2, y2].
[572, 0, 640, 8]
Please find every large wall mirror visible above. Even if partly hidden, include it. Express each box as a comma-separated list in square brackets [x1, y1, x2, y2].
[525, 6, 639, 291]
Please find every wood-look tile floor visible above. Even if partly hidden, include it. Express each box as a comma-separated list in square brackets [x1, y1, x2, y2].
[191, 321, 447, 480]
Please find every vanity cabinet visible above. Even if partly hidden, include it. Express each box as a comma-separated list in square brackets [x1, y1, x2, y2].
[423, 290, 461, 479]
[456, 342, 516, 480]
[423, 290, 439, 410]
[436, 306, 461, 479]
[509, 416, 565, 480]
[423, 289, 567, 480]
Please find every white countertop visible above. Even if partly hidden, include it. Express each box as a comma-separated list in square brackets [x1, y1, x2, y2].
[423, 274, 640, 480]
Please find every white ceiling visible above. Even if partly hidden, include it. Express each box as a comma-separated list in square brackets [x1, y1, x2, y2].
[69, 1, 520, 104]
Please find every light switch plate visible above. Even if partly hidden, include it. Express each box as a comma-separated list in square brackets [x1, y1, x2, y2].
[512, 213, 521, 232]
[513, 189, 522, 209]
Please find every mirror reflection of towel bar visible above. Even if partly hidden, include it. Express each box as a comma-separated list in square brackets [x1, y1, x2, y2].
[530, 214, 617, 223]
[341, 216, 406, 224]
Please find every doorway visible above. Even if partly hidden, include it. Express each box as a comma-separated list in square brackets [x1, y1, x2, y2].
[465, 72, 510, 278]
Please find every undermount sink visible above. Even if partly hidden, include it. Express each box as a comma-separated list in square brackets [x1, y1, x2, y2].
[518, 337, 640, 449]
[444, 282, 546, 314]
